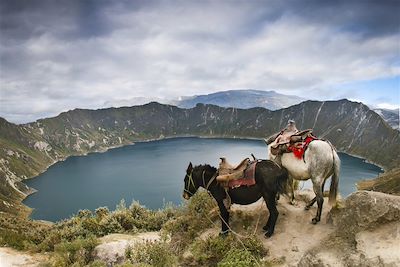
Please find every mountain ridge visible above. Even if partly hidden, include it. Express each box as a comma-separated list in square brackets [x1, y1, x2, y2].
[0, 99, 399, 215]
[372, 108, 399, 130]
[174, 89, 306, 110]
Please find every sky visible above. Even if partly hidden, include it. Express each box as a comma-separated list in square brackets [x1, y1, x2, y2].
[0, 0, 399, 124]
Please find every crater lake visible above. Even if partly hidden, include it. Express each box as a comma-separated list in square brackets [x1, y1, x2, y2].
[23, 137, 382, 221]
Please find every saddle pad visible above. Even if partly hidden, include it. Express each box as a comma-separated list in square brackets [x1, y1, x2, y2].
[288, 136, 317, 159]
[228, 161, 257, 188]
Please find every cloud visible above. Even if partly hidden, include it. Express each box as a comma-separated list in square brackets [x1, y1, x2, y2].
[1, 0, 399, 123]
[377, 103, 400, 110]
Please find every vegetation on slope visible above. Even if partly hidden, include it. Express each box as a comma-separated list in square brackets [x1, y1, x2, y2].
[357, 168, 400, 195]
[0, 192, 267, 266]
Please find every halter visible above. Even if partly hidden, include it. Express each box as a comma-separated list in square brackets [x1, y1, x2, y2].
[184, 170, 196, 196]
[184, 169, 218, 197]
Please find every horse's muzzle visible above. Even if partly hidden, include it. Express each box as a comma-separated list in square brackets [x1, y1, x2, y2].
[182, 192, 190, 200]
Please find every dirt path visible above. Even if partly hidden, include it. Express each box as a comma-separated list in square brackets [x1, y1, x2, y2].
[0, 247, 47, 267]
[227, 189, 336, 266]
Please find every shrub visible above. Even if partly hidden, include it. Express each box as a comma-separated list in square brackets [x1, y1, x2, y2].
[128, 241, 176, 267]
[86, 260, 107, 267]
[191, 234, 266, 266]
[95, 207, 110, 220]
[0, 215, 50, 250]
[0, 229, 27, 250]
[163, 191, 217, 254]
[218, 248, 260, 267]
[110, 210, 137, 232]
[52, 236, 99, 266]
[98, 216, 123, 235]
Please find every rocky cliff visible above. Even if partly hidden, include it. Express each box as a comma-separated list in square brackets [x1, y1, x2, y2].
[299, 191, 400, 267]
[0, 99, 399, 214]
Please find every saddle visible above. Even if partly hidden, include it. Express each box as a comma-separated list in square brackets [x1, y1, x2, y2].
[267, 120, 315, 157]
[217, 157, 250, 181]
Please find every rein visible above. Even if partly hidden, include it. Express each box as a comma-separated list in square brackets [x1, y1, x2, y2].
[184, 170, 196, 196]
[185, 168, 218, 196]
[203, 170, 218, 190]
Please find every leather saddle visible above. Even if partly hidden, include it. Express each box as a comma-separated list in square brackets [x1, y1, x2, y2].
[266, 121, 314, 156]
[217, 157, 250, 182]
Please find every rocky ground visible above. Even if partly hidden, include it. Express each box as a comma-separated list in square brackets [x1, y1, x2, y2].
[0, 247, 48, 267]
[194, 189, 400, 266]
[1, 189, 399, 266]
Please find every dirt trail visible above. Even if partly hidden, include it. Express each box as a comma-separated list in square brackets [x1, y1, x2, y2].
[0, 247, 47, 267]
[227, 189, 335, 266]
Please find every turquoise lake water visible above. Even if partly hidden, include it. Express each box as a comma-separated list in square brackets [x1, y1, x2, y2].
[23, 137, 382, 221]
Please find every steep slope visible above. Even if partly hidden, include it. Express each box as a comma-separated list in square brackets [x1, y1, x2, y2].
[357, 168, 400, 195]
[175, 89, 305, 110]
[0, 99, 399, 215]
[373, 108, 399, 130]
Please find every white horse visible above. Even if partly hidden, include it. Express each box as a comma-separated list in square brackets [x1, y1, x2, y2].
[265, 138, 340, 224]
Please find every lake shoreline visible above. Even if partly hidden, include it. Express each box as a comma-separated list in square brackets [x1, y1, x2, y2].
[22, 136, 383, 222]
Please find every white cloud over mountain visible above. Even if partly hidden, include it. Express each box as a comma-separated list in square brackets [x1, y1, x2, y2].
[1, 0, 399, 123]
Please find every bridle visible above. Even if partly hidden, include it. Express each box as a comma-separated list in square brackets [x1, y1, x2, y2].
[184, 168, 218, 197]
[184, 170, 196, 197]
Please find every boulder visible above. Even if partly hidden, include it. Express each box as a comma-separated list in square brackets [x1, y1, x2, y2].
[331, 190, 400, 238]
[298, 191, 400, 267]
[93, 232, 160, 265]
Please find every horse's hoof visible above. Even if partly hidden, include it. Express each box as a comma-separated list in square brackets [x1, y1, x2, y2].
[262, 225, 268, 231]
[219, 230, 229, 237]
[311, 218, 319, 224]
[264, 231, 273, 238]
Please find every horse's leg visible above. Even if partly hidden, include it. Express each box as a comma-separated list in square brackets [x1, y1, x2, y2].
[216, 200, 230, 235]
[305, 179, 325, 210]
[311, 179, 324, 224]
[288, 175, 296, 205]
[305, 197, 316, 210]
[262, 192, 279, 237]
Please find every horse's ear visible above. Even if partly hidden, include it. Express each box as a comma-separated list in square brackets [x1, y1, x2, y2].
[187, 162, 193, 172]
[220, 157, 226, 162]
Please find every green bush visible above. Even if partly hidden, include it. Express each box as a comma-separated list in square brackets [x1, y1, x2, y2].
[95, 207, 110, 220]
[0, 215, 50, 250]
[163, 191, 217, 254]
[191, 234, 266, 266]
[52, 236, 99, 266]
[128, 241, 176, 267]
[218, 248, 260, 267]
[0, 229, 27, 250]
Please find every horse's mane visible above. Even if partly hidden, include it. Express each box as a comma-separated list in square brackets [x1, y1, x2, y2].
[195, 164, 217, 173]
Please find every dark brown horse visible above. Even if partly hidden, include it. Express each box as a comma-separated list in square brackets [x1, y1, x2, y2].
[182, 160, 288, 237]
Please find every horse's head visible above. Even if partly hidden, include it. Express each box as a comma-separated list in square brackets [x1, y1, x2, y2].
[182, 162, 199, 200]
[264, 138, 277, 160]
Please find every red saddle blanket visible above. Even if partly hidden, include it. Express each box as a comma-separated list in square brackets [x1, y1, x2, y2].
[287, 136, 317, 159]
[228, 161, 257, 188]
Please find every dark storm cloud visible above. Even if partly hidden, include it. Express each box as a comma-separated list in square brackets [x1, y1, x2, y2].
[280, 0, 400, 38]
[2, 0, 398, 42]
[0, 0, 112, 42]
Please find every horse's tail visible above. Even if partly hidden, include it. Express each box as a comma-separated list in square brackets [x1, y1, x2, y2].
[276, 167, 289, 195]
[329, 144, 340, 206]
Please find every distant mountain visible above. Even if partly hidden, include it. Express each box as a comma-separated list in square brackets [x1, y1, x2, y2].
[174, 89, 305, 110]
[1, 99, 399, 214]
[373, 108, 399, 130]
[103, 96, 168, 108]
